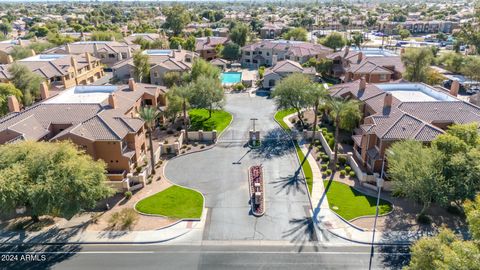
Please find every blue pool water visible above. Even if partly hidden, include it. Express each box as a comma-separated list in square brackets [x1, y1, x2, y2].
[221, 72, 242, 84]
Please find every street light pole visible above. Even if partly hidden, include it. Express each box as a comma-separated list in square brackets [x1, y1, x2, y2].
[250, 118, 258, 132]
[369, 177, 384, 270]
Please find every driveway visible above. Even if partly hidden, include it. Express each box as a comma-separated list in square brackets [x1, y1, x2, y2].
[165, 93, 313, 241]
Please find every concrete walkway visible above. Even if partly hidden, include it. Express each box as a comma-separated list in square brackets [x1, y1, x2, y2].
[0, 210, 207, 245]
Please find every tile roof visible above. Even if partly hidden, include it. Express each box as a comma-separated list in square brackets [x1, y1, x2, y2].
[242, 40, 332, 57]
[195, 37, 229, 51]
[264, 60, 315, 77]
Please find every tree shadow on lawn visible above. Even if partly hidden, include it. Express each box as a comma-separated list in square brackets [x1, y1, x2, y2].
[0, 225, 85, 270]
[251, 128, 294, 159]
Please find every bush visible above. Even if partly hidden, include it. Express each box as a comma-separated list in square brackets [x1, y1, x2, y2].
[336, 164, 340, 170]
[321, 164, 328, 171]
[349, 171, 356, 178]
[338, 156, 347, 165]
[135, 166, 143, 173]
[124, 191, 132, 200]
[167, 130, 174, 134]
[193, 142, 198, 147]
[108, 209, 139, 230]
[328, 138, 335, 150]
[345, 166, 351, 173]
[176, 126, 182, 131]
[417, 214, 432, 225]
[314, 140, 321, 146]
[200, 145, 205, 149]
[326, 169, 332, 176]
[291, 119, 296, 124]
[164, 140, 169, 144]
[322, 172, 327, 178]
[186, 146, 192, 150]
[446, 204, 464, 216]
[321, 155, 330, 162]
[339, 170, 346, 177]
[316, 156, 321, 161]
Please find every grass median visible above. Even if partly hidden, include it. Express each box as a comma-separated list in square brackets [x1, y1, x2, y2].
[323, 180, 393, 221]
[188, 109, 232, 134]
[135, 185, 204, 219]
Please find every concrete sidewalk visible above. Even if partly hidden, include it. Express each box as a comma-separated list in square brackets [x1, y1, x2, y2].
[0, 210, 207, 245]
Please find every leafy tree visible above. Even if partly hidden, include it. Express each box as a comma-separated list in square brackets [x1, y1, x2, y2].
[461, 56, 480, 82]
[168, 84, 192, 142]
[204, 28, 213, 37]
[272, 73, 312, 127]
[439, 52, 465, 73]
[365, 16, 378, 29]
[0, 141, 113, 222]
[387, 140, 445, 214]
[229, 23, 250, 47]
[138, 107, 159, 175]
[190, 58, 221, 81]
[220, 43, 241, 60]
[8, 63, 44, 106]
[189, 75, 224, 118]
[464, 194, 480, 240]
[327, 97, 362, 169]
[169, 36, 185, 50]
[401, 47, 434, 83]
[406, 228, 480, 270]
[10, 46, 34, 60]
[0, 22, 12, 36]
[133, 51, 150, 83]
[282, 27, 308, 41]
[183, 35, 196, 51]
[304, 58, 333, 75]
[398, 28, 411, 40]
[28, 25, 50, 37]
[0, 83, 22, 116]
[163, 71, 182, 88]
[351, 32, 364, 49]
[91, 31, 122, 41]
[46, 32, 78, 46]
[321, 32, 346, 52]
[163, 5, 191, 36]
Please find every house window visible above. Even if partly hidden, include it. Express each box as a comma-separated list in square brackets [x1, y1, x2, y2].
[154, 71, 158, 78]
[379, 74, 388, 81]
[245, 52, 250, 56]
[121, 53, 127, 59]
[266, 52, 270, 56]
[144, 99, 153, 106]
[108, 54, 115, 58]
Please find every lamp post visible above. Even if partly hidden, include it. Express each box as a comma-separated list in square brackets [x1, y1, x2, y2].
[250, 118, 258, 132]
[368, 176, 385, 270]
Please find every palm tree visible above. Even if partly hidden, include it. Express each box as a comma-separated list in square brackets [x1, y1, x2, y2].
[308, 84, 328, 144]
[169, 84, 192, 143]
[327, 97, 362, 170]
[139, 106, 159, 174]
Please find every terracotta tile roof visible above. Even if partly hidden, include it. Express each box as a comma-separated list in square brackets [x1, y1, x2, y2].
[264, 60, 315, 77]
[195, 37, 229, 51]
[242, 40, 332, 57]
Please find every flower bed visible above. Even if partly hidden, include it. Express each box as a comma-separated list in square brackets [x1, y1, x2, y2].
[248, 165, 265, 216]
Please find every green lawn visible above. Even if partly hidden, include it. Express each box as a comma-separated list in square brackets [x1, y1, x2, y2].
[274, 108, 296, 130]
[323, 180, 393, 221]
[135, 185, 204, 219]
[188, 109, 232, 134]
[274, 109, 313, 194]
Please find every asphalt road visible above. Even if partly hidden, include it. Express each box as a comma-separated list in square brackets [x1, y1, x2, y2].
[165, 93, 312, 241]
[0, 243, 411, 270]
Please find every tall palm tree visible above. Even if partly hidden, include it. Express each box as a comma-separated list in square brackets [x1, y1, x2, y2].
[308, 83, 328, 144]
[170, 84, 192, 143]
[139, 106, 159, 174]
[327, 97, 362, 170]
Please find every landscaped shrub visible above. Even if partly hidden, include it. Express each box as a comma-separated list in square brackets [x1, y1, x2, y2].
[124, 191, 132, 200]
[316, 156, 321, 161]
[328, 138, 335, 149]
[108, 209, 139, 230]
[322, 172, 327, 178]
[164, 140, 169, 144]
[326, 169, 332, 176]
[349, 171, 356, 178]
[336, 164, 340, 170]
[291, 119, 296, 124]
[345, 166, 351, 173]
[314, 140, 321, 146]
[417, 214, 432, 225]
[321, 154, 330, 162]
[186, 146, 192, 150]
[167, 130, 174, 134]
[135, 166, 143, 174]
[200, 145, 205, 149]
[321, 164, 328, 171]
[181, 145, 187, 149]
[338, 156, 347, 165]
[316, 146, 323, 152]
[340, 170, 346, 177]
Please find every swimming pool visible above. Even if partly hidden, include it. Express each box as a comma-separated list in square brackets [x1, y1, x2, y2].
[221, 72, 242, 84]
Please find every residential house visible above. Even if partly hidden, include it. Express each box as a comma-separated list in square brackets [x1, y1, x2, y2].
[262, 60, 316, 89]
[2, 53, 104, 89]
[378, 20, 458, 35]
[330, 79, 480, 174]
[0, 39, 31, 64]
[259, 23, 285, 39]
[112, 48, 196, 86]
[241, 39, 332, 69]
[327, 48, 404, 83]
[195, 36, 229, 61]
[45, 41, 141, 68]
[210, 58, 230, 71]
[0, 79, 168, 190]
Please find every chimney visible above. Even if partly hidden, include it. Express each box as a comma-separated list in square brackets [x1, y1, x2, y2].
[85, 52, 93, 69]
[70, 56, 78, 76]
[66, 43, 71, 53]
[450, 80, 459, 97]
[128, 78, 136, 91]
[272, 54, 278, 66]
[40, 82, 49, 100]
[118, 51, 123, 61]
[108, 93, 116, 109]
[178, 44, 182, 51]
[7, 95, 20, 113]
[93, 43, 99, 56]
[207, 36, 211, 44]
[357, 51, 364, 63]
[6, 55, 13, 64]
[18, 39, 23, 46]
[30, 49, 36, 56]
[383, 92, 393, 112]
[359, 77, 366, 90]
[344, 46, 350, 57]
